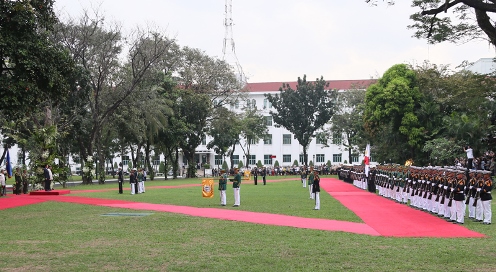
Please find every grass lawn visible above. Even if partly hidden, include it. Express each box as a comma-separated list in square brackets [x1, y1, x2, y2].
[1, 175, 496, 271]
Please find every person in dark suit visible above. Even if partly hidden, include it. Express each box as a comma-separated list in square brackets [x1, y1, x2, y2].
[262, 167, 267, 185]
[313, 171, 321, 210]
[129, 168, 137, 195]
[117, 168, 123, 194]
[253, 167, 258, 185]
[43, 165, 51, 191]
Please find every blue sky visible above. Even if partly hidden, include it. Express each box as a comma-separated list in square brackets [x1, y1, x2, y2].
[55, 0, 495, 83]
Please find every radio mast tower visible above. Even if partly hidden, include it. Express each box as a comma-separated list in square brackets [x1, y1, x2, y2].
[223, 0, 247, 85]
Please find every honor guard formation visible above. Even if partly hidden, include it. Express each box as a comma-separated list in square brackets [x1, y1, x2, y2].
[340, 165, 492, 225]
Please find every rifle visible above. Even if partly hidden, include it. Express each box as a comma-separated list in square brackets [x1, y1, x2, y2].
[435, 177, 445, 202]
[411, 177, 417, 197]
[415, 178, 421, 196]
[447, 180, 457, 207]
[473, 180, 482, 207]
[428, 180, 435, 200]
[423, 180, 429, 199]
[465, 178, 476, 205]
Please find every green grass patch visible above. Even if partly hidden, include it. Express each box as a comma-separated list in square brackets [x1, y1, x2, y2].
[1, 176, 496, 271]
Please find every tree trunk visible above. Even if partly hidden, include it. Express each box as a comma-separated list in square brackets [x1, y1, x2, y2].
[302, 144, 308, 167]
[173, 148, 179, 179]
[144, 141, 152, 180]
[183, 148, 196, 178]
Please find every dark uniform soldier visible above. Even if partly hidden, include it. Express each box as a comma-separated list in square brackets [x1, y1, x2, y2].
[14, 167, 22, 195]
[253, 167, 258, 185]
[262, 167, 267, 185]
[480, 171, 492, 225]
[450, 171, 466, 224]
[219, 170, 227, 206]
[313, 171, 321, 210]
[117, 168, 124, 194]
[22, 169, 29, 194]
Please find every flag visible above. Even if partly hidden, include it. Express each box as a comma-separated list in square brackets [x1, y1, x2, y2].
[5, 149, 12, 178]
[202, 178, 214, 198]
[364, 144, 370, 178]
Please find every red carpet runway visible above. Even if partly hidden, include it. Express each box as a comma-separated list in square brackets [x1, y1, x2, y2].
[0, 178, 485, 238]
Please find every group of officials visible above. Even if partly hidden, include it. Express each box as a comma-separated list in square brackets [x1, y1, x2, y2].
[349, 164, 492, 225]
[123, 168, 146, 195]
[216, 167, 322, 210]
[218, 168, 242, 207]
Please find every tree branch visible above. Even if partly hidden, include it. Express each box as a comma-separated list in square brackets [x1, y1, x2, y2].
[422, 0, 496, 15]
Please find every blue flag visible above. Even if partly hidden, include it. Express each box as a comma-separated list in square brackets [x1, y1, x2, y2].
[6, 149, 12, 178]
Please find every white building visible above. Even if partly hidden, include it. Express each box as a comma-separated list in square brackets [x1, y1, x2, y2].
[2, 79, 376, 174]
[466, 58, 496, 75]
[200, 79, 377, 170]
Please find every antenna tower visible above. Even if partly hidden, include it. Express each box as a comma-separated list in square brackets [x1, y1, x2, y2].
[223, 0, 247, 85]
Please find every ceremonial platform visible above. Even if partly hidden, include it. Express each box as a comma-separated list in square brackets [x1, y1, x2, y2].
[29, 190, 71, 196]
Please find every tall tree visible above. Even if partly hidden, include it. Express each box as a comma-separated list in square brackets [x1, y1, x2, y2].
[207, 107, 243, 170]
[177, 89, 212, 178]
[54, 12, 175, 183]
[265, 75, 338, 166]
[367, 1, 496, 46]
[239, 108, 268, 168]
[0, 0, 78, 120]
[364, 64, 423, 161]
[327, 89, 367, 163]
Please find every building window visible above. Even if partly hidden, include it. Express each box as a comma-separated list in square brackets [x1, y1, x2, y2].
[264, 154, 273, 165]
[316, 154, 325, 163]
[264, 116, 272, 126]
[232, 155, 239, 165]
[299, 154, 305, 164]
[283, 154, 291, 163]
[122, 156, 130, 166]
[332, 134, 342, 145]
[214, 155, 223, 166]
[333, 154, 342, 163]
[248, 155, 256, 165]
[263, 99, 272, 109]
[252, 99, 256, 108]
[351, 155, 359, 163]
[249, 138, 257, 145]
[283, 134, 291, 144]
[201, 138, 206, 145]
[246, 99, 251, 108]
[264, 134, 272, 145]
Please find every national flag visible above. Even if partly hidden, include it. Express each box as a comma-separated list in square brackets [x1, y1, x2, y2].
[6, 149, 12, 178]
[202, 178, 214, 198]
[364, 144, 370, 178]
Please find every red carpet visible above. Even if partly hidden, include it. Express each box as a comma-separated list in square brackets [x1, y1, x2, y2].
[320, 178, 485, 238]
[0, 178, 485, 238]
[0, 195, 48, 210]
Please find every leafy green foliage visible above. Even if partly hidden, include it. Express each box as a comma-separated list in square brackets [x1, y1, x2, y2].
[265, 75, 338, 166]
[364, 64, 423, 150]
[0, 0, 78, 119]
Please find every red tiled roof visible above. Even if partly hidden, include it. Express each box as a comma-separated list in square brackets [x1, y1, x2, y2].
[243, 79, 377, 92]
